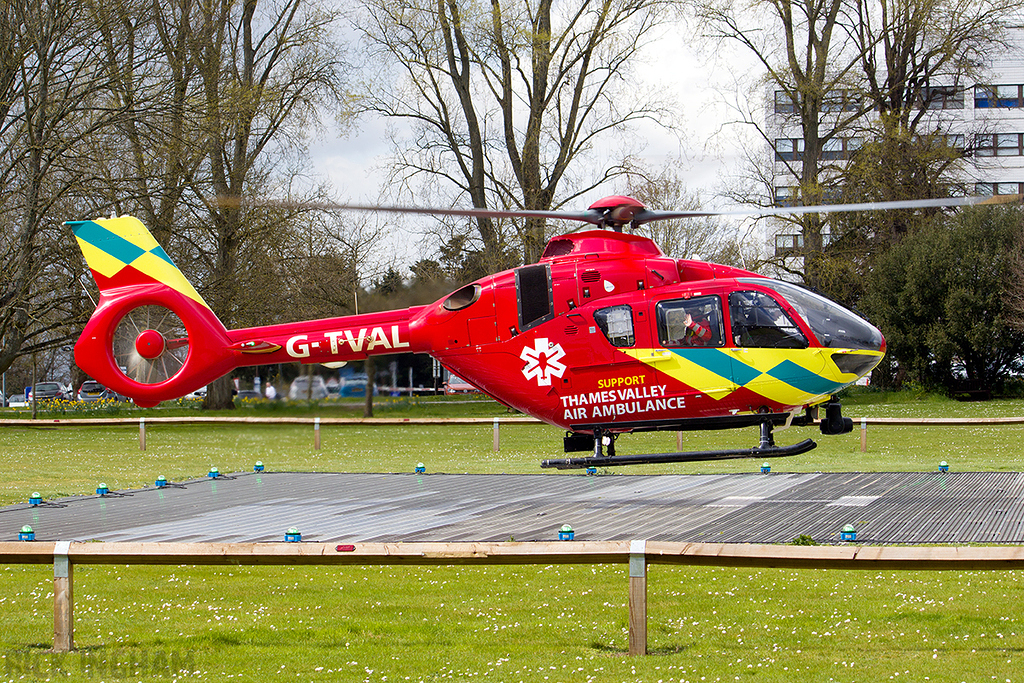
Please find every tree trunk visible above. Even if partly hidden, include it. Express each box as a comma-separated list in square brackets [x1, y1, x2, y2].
[363, 357, 375, 417]
[204, 374, 236, 410]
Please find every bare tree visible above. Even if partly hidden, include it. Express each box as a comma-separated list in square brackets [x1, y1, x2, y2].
[89, 0, 208, 245]
[853, 0, 1018, 133]
[625, 166, 734, 260]
[183, 0, 346, 408]
[700, 0, 1019, 291]
[357, 0, 679, 265]
[837, 0, 1019, 216]
[828, 0, 1019, 300]
[278, 211, 392, 320]
[698, 0, 871, 288]
[0, 0, 125, 378]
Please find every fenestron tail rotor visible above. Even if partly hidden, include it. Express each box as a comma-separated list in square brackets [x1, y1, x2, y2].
[112, 305, 189, 385]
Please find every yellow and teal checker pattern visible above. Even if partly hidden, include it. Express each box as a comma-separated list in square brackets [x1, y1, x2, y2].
[70, 215, 209, 309]
[623, 346, 883, 406]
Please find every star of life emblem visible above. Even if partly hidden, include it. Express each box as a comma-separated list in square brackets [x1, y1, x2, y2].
[520, 337, 567, 386]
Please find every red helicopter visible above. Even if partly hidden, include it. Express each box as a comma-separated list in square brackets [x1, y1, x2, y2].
[68, 194, 972, 468]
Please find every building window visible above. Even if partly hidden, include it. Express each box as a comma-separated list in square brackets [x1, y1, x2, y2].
[773, 186, 842, 206]
[919, 86, 964, 110]
[821, 90, 863, 112]
[774, 91, 797, 114]
[976, 182, 1024, 196]
[944, 134, 966, 150]
[774, 138, 804, 161]
[821, 137, 862, 160]
[775, 138, 862, 162]
[975, 84, 1024, 108]
[774, 90, 863, 114]
[774, 233, 804, 256]
[774, 186, 798, 206]
[976, 133, 1024, 157]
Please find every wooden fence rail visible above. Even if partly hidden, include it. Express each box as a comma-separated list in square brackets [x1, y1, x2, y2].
[0, 416, 544, 426]
[2, 416, 1023, 427]
[3, 414, 1023, 453]
[3, 540, 1024, 656]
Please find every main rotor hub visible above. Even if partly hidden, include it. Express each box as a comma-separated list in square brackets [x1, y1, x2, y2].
[588, 195, 647, 230]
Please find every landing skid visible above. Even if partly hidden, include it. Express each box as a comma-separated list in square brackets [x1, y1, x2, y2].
[540, 438, 816, 469]
[541, 419, 817, 469]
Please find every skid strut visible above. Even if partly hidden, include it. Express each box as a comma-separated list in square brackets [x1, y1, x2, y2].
[542, 419, 816, 469]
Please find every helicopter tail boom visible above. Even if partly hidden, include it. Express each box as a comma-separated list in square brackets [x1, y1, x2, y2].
[224, 306, 428, 367]
[71, 215, 432, 406]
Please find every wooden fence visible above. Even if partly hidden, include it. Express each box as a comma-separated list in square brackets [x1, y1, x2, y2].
[3, 414, 1023, 453]
[0, 415, 542, 451]
[3, 540, 1024, 656]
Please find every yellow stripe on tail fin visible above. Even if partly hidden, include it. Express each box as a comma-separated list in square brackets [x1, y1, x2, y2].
[69, 215, 209, 309]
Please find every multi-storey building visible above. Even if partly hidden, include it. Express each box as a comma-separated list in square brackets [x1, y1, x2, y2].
[767, 27, 1024, 258]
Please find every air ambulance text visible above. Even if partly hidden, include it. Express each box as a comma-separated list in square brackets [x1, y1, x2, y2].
[560, 384, 685, 421]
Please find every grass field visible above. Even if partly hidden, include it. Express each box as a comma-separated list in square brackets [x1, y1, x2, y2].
[1, 391, 1023, 681]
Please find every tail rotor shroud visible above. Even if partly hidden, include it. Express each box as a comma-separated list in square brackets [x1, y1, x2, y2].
[113, 305, 190, 385]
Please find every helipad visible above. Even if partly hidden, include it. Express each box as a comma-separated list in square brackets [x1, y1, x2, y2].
[5, 470, 1024, 545]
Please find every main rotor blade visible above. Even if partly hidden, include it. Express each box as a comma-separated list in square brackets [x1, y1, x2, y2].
[240, 197, 603, 225]
[233, 193, 1021, 226]
[632, 194, 1021, 224]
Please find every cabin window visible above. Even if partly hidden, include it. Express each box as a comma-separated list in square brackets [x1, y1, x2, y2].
[729, 290, 808, 349]
[657, 296, 724, 347]
[594, 305, 635, 347]
[515, 264, 554, 331]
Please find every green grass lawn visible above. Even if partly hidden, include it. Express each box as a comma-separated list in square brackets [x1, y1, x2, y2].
[2, 393, 1023, 504]
[1, 392, 1023, 681]
[1, 563, 1020, 682]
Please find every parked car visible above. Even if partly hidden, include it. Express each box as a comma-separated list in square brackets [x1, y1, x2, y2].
[185, 386, 207, 399]
[339, 373, 369, 397]
[444, 374, 478, 394]
[5, 392, 27, 407]
[28, 382, 69, 402]
[289, 375, 328, 400]
[77, 381, 126, 402]
[235, 389, 262, 401]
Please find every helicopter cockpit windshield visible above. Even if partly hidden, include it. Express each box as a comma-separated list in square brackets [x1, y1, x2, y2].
[729, 290, 808, 349]
[743, 279, 884, 352]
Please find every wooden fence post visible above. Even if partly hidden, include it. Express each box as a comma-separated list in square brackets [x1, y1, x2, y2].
[53, 541, 73, 653]
[493, 418, 500, 452]
[139, 417, 146, 451]
[860, 417, 867, 453]
[314, 417, 321, 450]
[628, 539, 647, 656]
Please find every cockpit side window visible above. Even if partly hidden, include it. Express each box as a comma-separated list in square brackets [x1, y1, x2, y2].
[594, 305, 635, 347]
[729, 290, 808, 349]
[657, 295, 724, 347]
